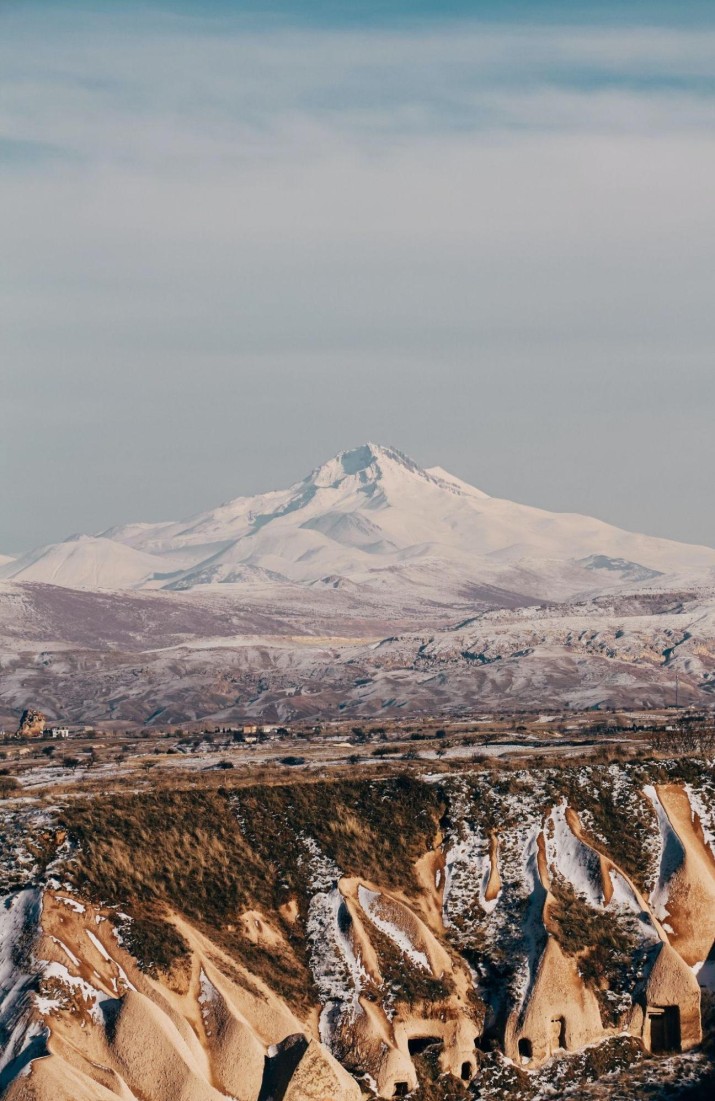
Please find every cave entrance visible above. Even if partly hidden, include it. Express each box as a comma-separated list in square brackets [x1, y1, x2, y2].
[393, 1082, 409, 1098]
[257, 1034, 308, 1101]
[407, 1036, 442, 1056]
[550, 1016, 567, 1050]
[461, 1061, 472, 1081]
[648, 1006, 681, 1054]
[518, 1038, 533, 1063]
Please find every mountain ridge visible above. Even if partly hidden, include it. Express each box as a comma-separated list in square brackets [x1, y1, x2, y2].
[2, 444, 715, 721]
[2, 443, 714, 599]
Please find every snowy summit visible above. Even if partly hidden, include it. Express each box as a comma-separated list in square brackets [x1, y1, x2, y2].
[2, 443, 714, 599]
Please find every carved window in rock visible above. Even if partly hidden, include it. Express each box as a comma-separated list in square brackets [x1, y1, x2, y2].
[407, 1036, 442, 1056]
[550, 1016, 567, 1050]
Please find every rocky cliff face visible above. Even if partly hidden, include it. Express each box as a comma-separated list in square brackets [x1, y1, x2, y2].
[1, 760, 715, 1100]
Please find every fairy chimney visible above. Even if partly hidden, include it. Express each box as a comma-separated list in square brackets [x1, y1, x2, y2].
[16, 708, 46, 738]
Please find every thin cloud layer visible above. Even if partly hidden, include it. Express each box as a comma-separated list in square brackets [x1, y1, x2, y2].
[1, 3, 714, 550]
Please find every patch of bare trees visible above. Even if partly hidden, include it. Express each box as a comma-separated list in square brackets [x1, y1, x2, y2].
[649, 713, 715, 756]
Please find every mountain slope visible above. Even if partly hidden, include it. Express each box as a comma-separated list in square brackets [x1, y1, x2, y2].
[129, 443, 715, 591]
[4, 445, 715, 605]
[2, 444, 715, 722]
[0, 536, 185, 591]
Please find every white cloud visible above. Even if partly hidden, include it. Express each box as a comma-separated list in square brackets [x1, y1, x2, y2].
[2, 18, 715, 165]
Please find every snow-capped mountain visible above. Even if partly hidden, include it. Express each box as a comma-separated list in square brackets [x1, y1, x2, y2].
[3, 443, 714, 605]
[0, 534, 188, 591]
[2, 444, 714, 723]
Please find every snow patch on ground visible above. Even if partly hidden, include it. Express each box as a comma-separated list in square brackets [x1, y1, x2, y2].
[83, 928, 134, 994]
[516, 824, 548, 1013]
[86, 929, 111, 962]
[544, 802, 603, 908]
[55, 895, 85, 914]
[299, 836, 367, 1048]
[438, 773, 552, 1017]
[543, 800, 657, 947]
[643, 784, 684, 922]
[357, 886, 430, 971]
[442, 778, 500, 934]
[38, 959, 112, 1022]
[35, 923, 134, 1022]
[48, 935, 80, 968]
[0, 889, 46, 1088]
[198, 969, 221, 1038]
[608, 870, 658, 943]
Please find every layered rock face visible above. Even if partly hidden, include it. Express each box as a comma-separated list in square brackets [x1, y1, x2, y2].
[1, 761, 715, 1099]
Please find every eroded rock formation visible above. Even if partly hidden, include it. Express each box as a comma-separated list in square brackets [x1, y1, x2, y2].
[15, 709, 46, 738]
[1, 762, 715, 1099]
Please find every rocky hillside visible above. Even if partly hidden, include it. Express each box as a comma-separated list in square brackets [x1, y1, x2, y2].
[2, 583, 715, 726]
[1, 756, 715, 1100]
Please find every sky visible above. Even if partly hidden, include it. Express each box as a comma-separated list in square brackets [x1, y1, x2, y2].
[1, 1, 714, 552]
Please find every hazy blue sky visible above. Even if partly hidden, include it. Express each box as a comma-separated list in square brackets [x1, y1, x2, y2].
[1, 1, 714, 552]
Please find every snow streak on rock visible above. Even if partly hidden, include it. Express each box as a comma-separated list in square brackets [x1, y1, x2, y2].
[685, 776, 715, 859]
[442, 779, 499, 936]
[643, 784, 685, 927]
[357, 886, 429, 972]
[440, 774, 549, 1018]
[299, 837, 366, 1048]
[544, 802, 603, 908]
[0, 889, 47, 1089]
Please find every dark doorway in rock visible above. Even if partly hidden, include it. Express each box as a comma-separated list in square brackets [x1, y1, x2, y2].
[461, 1062, 472, 1081]
[257, 1033, 308, 1101]
[393, 1082, 409, 1098]
[407, 1036, 442, 1056]
[518, 1038, 533, 1062]
[551, 1016, 566, 1050]
[648, 1006, 681, 1053]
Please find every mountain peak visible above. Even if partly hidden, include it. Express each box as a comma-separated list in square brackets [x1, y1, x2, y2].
[307, 442, 426, 489]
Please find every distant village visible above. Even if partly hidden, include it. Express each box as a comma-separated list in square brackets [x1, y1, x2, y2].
[1, 707, 287, 745]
